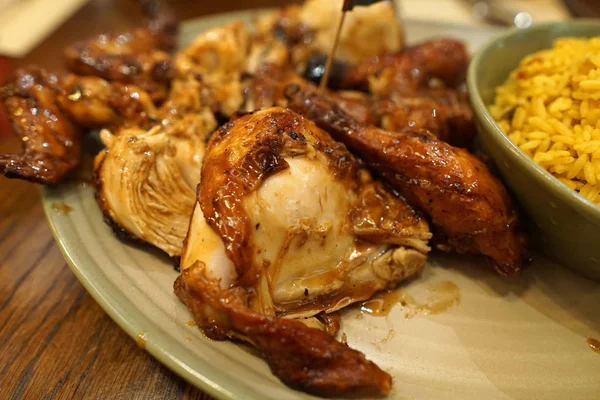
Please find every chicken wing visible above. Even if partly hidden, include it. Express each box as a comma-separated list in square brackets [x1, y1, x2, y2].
[287, 86, 526, 275]
[57, 74, 158, 129]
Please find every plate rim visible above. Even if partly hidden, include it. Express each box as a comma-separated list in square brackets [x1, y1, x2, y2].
[41, 12, 503, 400]
[41, 187, 245, 400]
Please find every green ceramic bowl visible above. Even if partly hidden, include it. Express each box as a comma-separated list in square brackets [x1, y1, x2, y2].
[467, 20, 600, 280]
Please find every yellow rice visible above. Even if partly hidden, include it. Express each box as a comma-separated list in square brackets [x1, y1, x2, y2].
[489, 37, 600, 205]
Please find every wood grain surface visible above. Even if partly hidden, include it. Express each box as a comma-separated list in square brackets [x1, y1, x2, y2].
[0, 1, 290, 399]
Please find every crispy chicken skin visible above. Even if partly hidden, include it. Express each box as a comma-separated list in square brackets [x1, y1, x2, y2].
[337, 39, 469, 93]
[63, 0, 177, 103]
[376, 89, 476, 148]
[175, 263, 392, 398]
[287, 86, 526, 275]
[178, 107, 431, 395]
[0, 68, 81, 184]
[198, 107, 429, 291]
[64, 30, 173, 104]
[57, 74, 158, 129]
[0, 67, 161, 184]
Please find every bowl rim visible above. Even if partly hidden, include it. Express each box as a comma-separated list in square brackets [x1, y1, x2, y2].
[467, 19, 600, 222]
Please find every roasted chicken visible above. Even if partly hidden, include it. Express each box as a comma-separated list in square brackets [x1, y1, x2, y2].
[302, 39, 476, 147]
[287, 86, 526, 275]
[0, 0, 175, 184]
[0, 66, 162, 184]
[255, 0, 403, 70]
[175, 264, 392, 398]
[0, 68, 81, 184]
[177, 107, 432, 396]
[329, 39, 469, 93]
[63, 0, 177, 103]
[95, 112, 216, 257]
[375, 89, 476, 148]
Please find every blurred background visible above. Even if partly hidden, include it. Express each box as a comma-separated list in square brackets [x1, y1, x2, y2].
[0, 0, 596, 153]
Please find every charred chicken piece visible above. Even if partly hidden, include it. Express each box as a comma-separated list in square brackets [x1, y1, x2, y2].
[0, 67, 81, 184]
[63, 1, 177, 103]
[57, 74, 158, 130]
[310, 39, 468, 93]
[0, 64, 169, 185]
[175, 262, 392, 398]
[243, 64, 306, 112]
[287, 86, 526, 276]
[376, 89, 476, 148]
[178, 107, 431, 396]
[243, 63, 377, 128]
[326, 89, 476, 147]
[95, 111, 216, 257]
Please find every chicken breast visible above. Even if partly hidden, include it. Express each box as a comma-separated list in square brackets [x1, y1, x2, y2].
[176, 107, 431, 396]
[95, 111, 216, 257]
[287, 86, 527, 275]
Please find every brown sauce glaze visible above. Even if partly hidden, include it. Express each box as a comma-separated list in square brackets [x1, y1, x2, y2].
[136, 332, 148, 349]
[360, 290, 403, 316]
[587, 338, 600, 354]
[359, 280, 460, 318]
[51, 202, 73, 216]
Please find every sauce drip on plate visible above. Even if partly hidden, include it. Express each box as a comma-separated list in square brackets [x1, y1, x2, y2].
[587, 338, 600, 354]
[360, 290, 403, 316]
[137, 332, 148, 349]
[52, 202, 73, 216]
[359, 280, 461, 318]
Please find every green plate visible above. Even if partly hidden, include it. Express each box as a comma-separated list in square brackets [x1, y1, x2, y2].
[468, 20, 600, 280]
[43, 11, 600, 400]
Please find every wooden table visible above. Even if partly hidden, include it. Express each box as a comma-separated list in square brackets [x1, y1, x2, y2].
[0, 1, 289, 399]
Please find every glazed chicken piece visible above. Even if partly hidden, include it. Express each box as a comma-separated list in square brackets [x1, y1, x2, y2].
[302, 39, 475, 147]
[57, 74, 158, 129]
[63, 0, 177, 103]
[0, 68, 80, 184]
[95, 111, 216, 257]
[287, 86, 526, 275]
[177, 107, 432, 396]
[334, 39, 469, 93]
[0, 67, 160, 184]
[243, 63, 379, 129]
[1, 20, 241, 186]
[175, 263, 392, 398]
[376, 89, 476, 148]
[243, 64, 305, 112]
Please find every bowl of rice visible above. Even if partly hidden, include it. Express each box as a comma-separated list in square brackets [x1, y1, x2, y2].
[468, 20, 600, 279]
